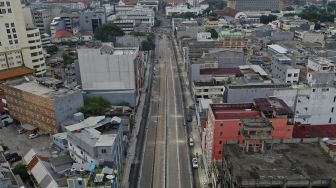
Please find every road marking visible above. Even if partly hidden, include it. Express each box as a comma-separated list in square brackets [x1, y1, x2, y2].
[169, 54, 182, 188]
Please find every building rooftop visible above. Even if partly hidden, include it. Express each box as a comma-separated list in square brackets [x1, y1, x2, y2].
[268, 44, 288, 54]
[254, 97, 293, 117]
[199, 68, 243, 76]
[219, 30, 244, 37]
[223, 143, 336, 181]
[210, 103, 261, 120]
[241, 118, 272, 129]
[293, 124, 336, 138]
[5, 77, 80, 99]
[0, 67, 34, 82]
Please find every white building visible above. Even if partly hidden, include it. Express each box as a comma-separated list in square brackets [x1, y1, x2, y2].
[109, 5, 155, 32]
[294, 31, 325, 47]
[271, 54, 300, 84]
[165, 4, 209, 16]
[0, 0, 46, 75]
[77, 43, 144, 106]
[50, 17, 65, 37]
[197, 32, 213, 41]
[306, 57, 336, 86]
[65, 116, 125, 171]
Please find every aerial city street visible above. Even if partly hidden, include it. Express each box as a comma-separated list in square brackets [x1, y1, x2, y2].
[2, 0, 336, 188]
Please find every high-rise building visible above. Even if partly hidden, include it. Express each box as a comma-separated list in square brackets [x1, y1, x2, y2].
[0, 0, 46, 75]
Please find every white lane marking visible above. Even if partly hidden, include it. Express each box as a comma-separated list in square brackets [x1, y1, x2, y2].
[169, 53, 182, 188]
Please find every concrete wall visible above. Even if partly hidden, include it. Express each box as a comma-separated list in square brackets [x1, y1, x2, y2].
[226, 86, 278, 103]
[54, 91, 84, 132]
[85, 90, 137, 107]
[79, 10, 106, 33]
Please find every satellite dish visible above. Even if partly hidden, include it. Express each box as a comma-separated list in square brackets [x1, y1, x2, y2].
[24, 76, 30, 82]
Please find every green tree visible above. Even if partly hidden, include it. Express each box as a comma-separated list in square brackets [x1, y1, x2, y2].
[206, 28, 218, 39]
[46, 45, 58, 54]
[141, 33, 155, 51]
[94, 23, 125, 42]
[154, 17, 161, 27]
[12, 164, 30, 181]
[77, 97, 111, 118]
[260, 14, 277, 24]
[63, 53, 74, 66]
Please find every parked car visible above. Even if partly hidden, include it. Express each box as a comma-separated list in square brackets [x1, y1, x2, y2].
[17, 129, 26, 134]
[8, 155, 22, 163]
[1, 115, 13, 126]
[188, 137, 194, 147]
[28, 133, 39, 139]
[192, 158, 198, 168]
[5, 152, 18, 161]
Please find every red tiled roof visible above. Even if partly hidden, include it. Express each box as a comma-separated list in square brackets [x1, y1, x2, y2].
[200, 68, 243, 76]
[55, 30, 73, 39]
[293, 124, 336, 138]
[0, 67, 34, 81]
[26, 156, 39, 171]
[214, 7, 240, 17]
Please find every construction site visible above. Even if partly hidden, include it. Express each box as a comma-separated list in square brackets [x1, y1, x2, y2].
[222, 143, 336, 188]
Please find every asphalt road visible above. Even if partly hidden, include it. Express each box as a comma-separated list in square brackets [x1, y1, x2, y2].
[138, 34, 193, 188]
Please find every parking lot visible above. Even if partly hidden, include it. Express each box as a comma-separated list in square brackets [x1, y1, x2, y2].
[0, 123, 53, 157]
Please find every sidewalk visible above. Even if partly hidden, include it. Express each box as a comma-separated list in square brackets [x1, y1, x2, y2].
[172, 37, 209, 187]
[121, 58, 151, 188]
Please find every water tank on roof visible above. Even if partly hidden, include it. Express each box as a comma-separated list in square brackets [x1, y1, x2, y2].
[74, 112, 84, 122]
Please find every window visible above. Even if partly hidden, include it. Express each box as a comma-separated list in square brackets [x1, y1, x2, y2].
[12, 28, 15, 33]
[312, 88, 316, 92]
[9, 40, 12, 45]
[334, 96, 336, 102]
[0, 2, 4, 6]
[294, 73, 298, 77]
[10, 23, 14, 27]
[14, 40, 18, 44]
[332, 107, 334, 113]
[6, 2, 10, 6]
[6, 29, 10, 33]
[287, 73, 292, 77]
[7, 8, 11, 13]
[13, 34, 17, 38]
[101, 149, 107, 153]
[329, 118, 332, 123]
[304, 107, 308, 111]
[218, 150, 221, 155]
[219, 132, 223, 136]
[7, 35, 11, 39]
[322, 88, 329, 92]
[220, 123, 223, 127]
[1, 9, 6, 14]
[5, 23, 9, 28]
[219, 141, 222, 144]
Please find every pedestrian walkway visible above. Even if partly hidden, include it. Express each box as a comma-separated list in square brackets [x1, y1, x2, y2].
[172, 37, 209, 188]
[121, 59, 151, 188]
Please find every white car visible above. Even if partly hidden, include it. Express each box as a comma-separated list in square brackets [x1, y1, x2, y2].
[188, 137, 194, 147]
[28, 133, 39, 139]
[192, 158, 198, 168]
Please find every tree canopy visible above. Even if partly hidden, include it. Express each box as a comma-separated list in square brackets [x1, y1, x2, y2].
[141, 33, 155, 51]
[298, 4, 336, 23]
[206, 28, 218, 39]
[260, 14, 277, 24]
[94, 23, 125, 42]
[77, 97, 111, 118]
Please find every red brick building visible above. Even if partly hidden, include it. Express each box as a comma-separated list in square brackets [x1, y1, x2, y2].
[205, 97, 294, 162]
